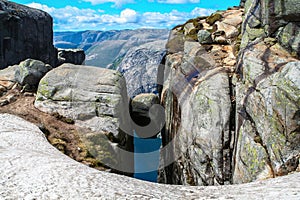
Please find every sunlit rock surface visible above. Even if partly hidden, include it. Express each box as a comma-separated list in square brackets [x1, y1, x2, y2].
[0, 113, 299, 199]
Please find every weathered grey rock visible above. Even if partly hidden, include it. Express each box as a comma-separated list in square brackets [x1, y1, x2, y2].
[162, 72, 231, 185]
[0, 64, 19, 92]
[157, 5, 294, 187]
[131, 93, 160, 117]
[197, 30, 213, 44]
[241, 0, 300, 56]
[215, 21, 239, 39]
[184, 22, 196, 36]
[34, 63, 134, 174]
[57, 48, 85, 66]
[0, 0, 57, 69]
[234, 41, 300, 183]
[206, 12, 222, 25]
[1, 113, 300, 199]
[117, 40, 167, 97]
[130, 93, 163, 138]
[0, 59, 51, 93]
[273, 0, 300, 21]
[15, 59, 52, 91]
[166, 29, 185, 54]
[277, 23, 300, 56]
[158, 10, 241, 184]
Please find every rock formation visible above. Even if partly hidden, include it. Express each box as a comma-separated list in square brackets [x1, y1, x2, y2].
[34, 63, 134, 175]
[1, 113, 299, 199]
[158, 7, 243, 186]
[0, 0, 299, 198]
[0, 0, 57, 69]
[233, 0, 300, 183]
[57, 48, 85, 66]
[130, 93, 163, 139]
[0, 59, 52, 95]
[0, 0, 86, 70]
[158, 0, 300, 186]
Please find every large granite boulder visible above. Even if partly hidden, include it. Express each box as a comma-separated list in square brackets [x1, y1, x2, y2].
[117, 40, 167, 98]
[130, 93, 163, 139]
[0, 113, 299, 199]
[15, 59, 53, 91]
[0, 0, 57, 69]
[34, 63, 134, 175]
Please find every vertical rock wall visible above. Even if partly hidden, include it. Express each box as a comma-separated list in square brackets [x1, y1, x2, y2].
[0, 0, 57, 69]
[158, 8, 243, 185]
[233, 0, 300, 183]
[159, 0, 300, 186]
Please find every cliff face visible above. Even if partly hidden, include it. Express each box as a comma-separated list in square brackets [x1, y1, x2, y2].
[158, 0, 300, 185]
[233, 0, 300, 183]
[158, 7, 243, 185]
[0, 0, 57, 69]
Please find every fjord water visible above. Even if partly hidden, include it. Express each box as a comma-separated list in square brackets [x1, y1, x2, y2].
[134, 134, 162, 182]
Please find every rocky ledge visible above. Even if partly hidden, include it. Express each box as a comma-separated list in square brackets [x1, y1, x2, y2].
[0, 113, 299, 199]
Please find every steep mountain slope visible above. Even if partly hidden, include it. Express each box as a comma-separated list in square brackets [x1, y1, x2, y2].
[54, 29, 169, 68]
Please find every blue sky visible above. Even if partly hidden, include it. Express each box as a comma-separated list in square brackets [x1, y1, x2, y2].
[13, 0, 240, 31]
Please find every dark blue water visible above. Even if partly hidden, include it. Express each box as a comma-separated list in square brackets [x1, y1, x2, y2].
[134, 136, 162, 182]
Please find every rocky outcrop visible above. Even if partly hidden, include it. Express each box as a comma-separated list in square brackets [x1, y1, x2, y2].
[1, 113, 300, 199]
[0, 0, 57, 69]
[158, 7, 243, 186]
[34, 64, 134, 175]
[159, 0, 300, 186]
[15, 59, 53, 91]
[241, 0, 300, 56]
[233, 0, 300, 183]
[57, 49, 85, 66]
[117, 40, 167, 97]
[0, 59, 52, 94]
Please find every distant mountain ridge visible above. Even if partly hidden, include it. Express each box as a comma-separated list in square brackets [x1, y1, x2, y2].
[54, 29, 169, 68]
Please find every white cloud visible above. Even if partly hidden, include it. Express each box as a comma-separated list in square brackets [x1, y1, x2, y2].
[155, 0, 200, 4]
[118, 8, 139, 23]
[191, 7, 215, 16]
[26, 2, 55, 13]
[83, 0, 135, 7]
[26, 3, 214, 31]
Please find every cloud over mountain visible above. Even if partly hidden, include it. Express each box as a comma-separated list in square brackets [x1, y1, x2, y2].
[26, 2, 214, 31]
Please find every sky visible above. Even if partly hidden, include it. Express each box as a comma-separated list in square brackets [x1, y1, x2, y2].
[12, 0, 240, 31]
